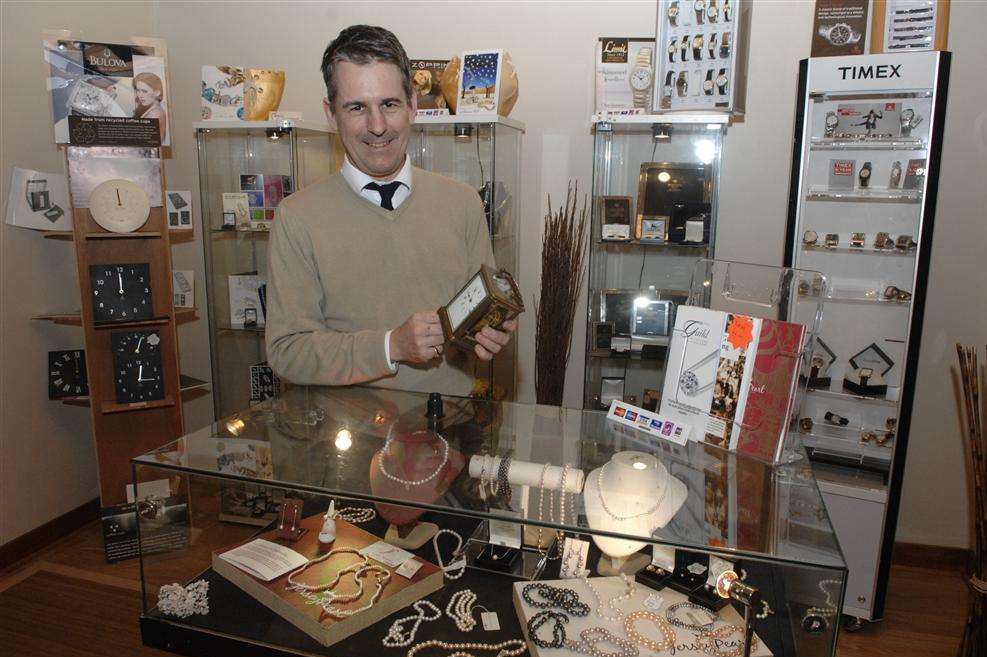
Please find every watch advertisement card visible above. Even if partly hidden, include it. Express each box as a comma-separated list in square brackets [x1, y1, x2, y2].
[102, 496, 189, 563]
[5, 167, 71, 231]
[456, 50, 502, 115]
[166, 190, 192, 229]
[834, 103, 901, 138]
[811, 1, 871, 57]
[173, 270, 194, 308]
[229, 274, 267, 328]
[600, 196, 633, 241]
[410, 59, 450, 114]
[45, 38, 171, 146]
[903, 158, 926, 189]
[828, 159, 856, 189]
[201, 65, 245, 120]
[223, 192, 250, 230]
[66, 146, 163, 208]
[594, 37, 655, 115]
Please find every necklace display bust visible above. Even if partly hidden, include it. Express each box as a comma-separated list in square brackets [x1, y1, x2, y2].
[583, 451, 687, 572]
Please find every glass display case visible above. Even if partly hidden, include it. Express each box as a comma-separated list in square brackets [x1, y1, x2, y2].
[134, 385, 846, 657]
[583, 116, 726, 410]
[409, 115, 524, 401]
[195, 120, 341, 419]
[784, 52, 950, 622]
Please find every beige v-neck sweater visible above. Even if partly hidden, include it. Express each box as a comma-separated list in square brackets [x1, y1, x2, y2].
[265, 167, 494, 396]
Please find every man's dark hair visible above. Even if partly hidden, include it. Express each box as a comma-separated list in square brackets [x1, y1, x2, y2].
[321, 25, 412, 107]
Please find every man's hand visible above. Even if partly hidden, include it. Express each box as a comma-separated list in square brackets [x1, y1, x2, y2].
[474, 318, 518, 361]
[390, 311, 445, 364]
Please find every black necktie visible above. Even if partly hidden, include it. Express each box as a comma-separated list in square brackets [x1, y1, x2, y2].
[363, 181, 402, 211]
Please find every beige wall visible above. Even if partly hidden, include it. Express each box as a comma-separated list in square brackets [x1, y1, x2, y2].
[2, 1, 981, 550]
[0, 2, 155, 544]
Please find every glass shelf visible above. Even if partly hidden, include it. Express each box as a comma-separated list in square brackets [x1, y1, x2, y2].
[802, 244, 914, 258]
[809, 137, 927, 151]
[821, 290, 912, 307]
[594, 239, 710, 249]
[801, 433, 893, 467]
[806, 187, 922, 203]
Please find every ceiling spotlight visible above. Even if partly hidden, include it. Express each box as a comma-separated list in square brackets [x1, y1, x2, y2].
[454, 123, 473, 142]
[652, 124, 671, 142]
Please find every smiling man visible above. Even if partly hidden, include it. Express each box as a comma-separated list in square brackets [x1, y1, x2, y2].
[265, 25, 516, 395]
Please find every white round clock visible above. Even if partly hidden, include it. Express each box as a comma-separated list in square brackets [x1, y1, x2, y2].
[89, 179, 151, 233]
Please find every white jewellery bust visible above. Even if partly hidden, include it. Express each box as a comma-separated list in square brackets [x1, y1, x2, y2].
[583, 451, 687, 563]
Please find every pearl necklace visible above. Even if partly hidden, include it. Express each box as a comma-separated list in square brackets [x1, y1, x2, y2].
[433, 529, 466, 580]
[285, 547, 368, 594]
[595, 462, 668, 522]
[320, 564, 391, 618]
[406, 639, 526, 657]
[665, 601, 717, 632]
[383, 599, 442, 647]
[583, 574, 635, 622]
[624, 610, 676, 653]
[334, 505, 376, 524]
[379, 430, 450, 488]
[446, 589, 479, 631]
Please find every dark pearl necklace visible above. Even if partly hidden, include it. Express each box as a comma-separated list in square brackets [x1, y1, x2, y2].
[521, 583, 590, 616]
[527, 610, 569, 649]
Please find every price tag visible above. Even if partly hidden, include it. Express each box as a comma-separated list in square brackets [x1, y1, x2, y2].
[652, 545, 676, 572]
[360, 541, 414, 568]
[643, 594, 665, 612]
[488, 512, 522, 549]
[687, 561, 708, 576]
[559, 538, 590, 579]
[481, 611, 500, 631]
[395, 558, 424, 579]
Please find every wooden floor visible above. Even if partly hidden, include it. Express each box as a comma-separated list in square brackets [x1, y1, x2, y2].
[0, 521, 969, 656]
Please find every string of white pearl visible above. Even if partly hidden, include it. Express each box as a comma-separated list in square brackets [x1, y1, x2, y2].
[433, 528, 466, 580]
[596, 462, 668, 521]
[383, 599, 442, 647]
[285, 547, 368, 594]
[805, 578, 841, 619]
[319, 565, 391, 618]
[551, 464, 571, 560]
[379, 430, 450, 487]
[584, 573, 635, 622]
[406, 639, 526, 657]
[446, 589, 479, 632]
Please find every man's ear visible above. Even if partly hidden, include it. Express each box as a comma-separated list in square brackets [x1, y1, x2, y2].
[408, 89, 418, 124]
[323, 98, 338, 132]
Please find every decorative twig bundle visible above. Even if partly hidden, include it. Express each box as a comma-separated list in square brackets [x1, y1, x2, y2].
[535, 182, 587, 406]
[957, 344, 986, 657]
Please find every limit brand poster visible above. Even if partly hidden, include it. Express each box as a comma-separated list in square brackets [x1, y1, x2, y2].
[410, 59, 449, 113]
[811, 0, 871, 57]
[45, 39, 171, 146]
[457, 50, 502, 114]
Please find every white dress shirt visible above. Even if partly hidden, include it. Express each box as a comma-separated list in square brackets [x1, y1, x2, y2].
[339, 155, 414, 370]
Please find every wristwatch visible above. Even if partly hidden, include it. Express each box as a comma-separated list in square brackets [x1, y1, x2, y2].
[715, 68, 728, 95]
[668, 38, 678, 63]
[630, 47, 654, 109]
[858, 161, 872, 188]
[676, 71, 689, 97]
[825, 233, 839, 248]
[803, 230, 819, 245]
[850, 232, 866, 248]
[663, 71, 675, 103]
[703, 69, 715, 95]
[708, 32, 718, 59]
[889, 161, 903, 188]
[824, 111, 839, 137]
[874, 232, 892, 249]
[692, 34, 704, 60]
[707, 0, 718, 22]
[694, 0, 706, 24]
[818, 23, 863, 46]
[680, 35, 690, 62]
[824, 411, 849, 426]
[723, 0, 732, 21]
[668, 1, 680, 26]
[720, 31, 731, 58]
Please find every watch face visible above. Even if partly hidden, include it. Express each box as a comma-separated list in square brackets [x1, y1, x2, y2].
[89, 263, 154, 323]
[716, 74, 727, 86]
[707, 6, 718, 18]
[826, 114, 838, 127]
[860, 167, 871, 178]
[89, 179, 151, 233]
[668, 4, 679, 18]
[631, 68, 653, 90]
[668, 44, 677, 54]
[702, 80, 714, 91]
[692, 36, 703, 48]
[828, 24, 852, 45]
[48, 349, 89, 399]
[447, 273, 487, 331]
[112, 329, 165, 404]
[694, 0, 705, 10]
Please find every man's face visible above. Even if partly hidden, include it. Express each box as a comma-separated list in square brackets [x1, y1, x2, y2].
[324, 60, 416, 179]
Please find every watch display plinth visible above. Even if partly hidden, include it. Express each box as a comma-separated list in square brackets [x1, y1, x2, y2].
[384, 521, 439, 550]
[595, 551, 651, 576]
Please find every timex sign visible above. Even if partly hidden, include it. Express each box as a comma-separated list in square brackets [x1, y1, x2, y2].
[838, 64, 901, 80]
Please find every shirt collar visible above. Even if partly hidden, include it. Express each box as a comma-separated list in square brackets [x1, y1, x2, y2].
[341, 155, 413, 194]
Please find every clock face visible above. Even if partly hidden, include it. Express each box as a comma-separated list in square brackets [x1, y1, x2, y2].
[112, 329, 165, 404]
[89, 263, 154, 323]
[446, 273, 487, 331]
[89, 179, 150, 233]
[630, 68, 653, 91]
[48, 349, 89, 399]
